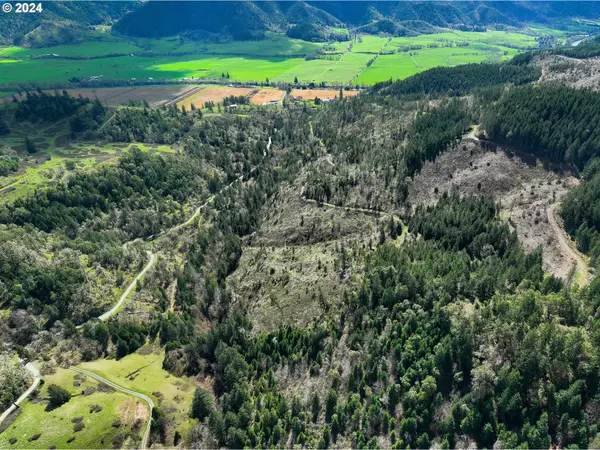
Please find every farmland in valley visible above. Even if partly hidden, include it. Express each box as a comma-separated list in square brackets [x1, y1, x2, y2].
[0, 28, 564, 88]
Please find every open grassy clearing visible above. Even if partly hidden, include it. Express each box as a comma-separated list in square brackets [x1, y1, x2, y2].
[0, 116, 177, 203]
[0, 54, 286, 85]
[354, 31, 531, 84]
[0, 368, 144, 449]
[314, 52, 375, 83]
[351, 35, 390, 53]
[78, 346, 197, 444]
[0, 27, 581, 87]
[353, 53, 420, 85]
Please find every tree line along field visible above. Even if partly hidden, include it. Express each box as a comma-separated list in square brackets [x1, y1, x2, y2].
[0, 27, 571, 87]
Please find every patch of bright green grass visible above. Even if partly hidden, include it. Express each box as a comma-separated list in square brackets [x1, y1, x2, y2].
[78, 346, 197, 442]
[316, 52, 375, 84]
[271, 58, 336, 83]
[0, 40, 142, 59]
[352, 35, 390, 53]
[0, 368, 143, 449]
[354, 53, 420, 85]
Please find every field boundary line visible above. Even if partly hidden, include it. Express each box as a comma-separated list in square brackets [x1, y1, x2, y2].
[163, 85, 204, 107]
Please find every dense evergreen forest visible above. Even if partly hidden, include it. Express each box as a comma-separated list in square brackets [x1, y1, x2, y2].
[3, 44, 600, 449]
[372, 62, 540, 97]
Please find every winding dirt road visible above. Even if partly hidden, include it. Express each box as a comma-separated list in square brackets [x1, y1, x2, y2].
[547, 203, 590, 287]
[70, 366, 154, 450]
[0, 362, 41, 426]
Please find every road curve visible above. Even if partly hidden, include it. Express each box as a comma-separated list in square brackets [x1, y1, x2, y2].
[0, 362, 41, 426]
[77, 250, 156, 329]
[69, 367, 154, 450]
[547, 203, 590, 287]
[78, 157, 264, 328]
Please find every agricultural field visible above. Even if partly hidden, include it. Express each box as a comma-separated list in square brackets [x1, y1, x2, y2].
[249, 88, 285, 104]
[353, 53, 421, 85]
[290, 88, 360, 100]
[0, 27, 577, 88]
[171, 85, 286, 109]
[0, 368, 145, 449]
[351, 35, 390, 53]
[315, 52, 375, 83]
[354, 30, 535, 84]
[78, 346, 197, 445]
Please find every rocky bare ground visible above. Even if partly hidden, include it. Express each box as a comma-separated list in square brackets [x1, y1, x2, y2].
[409, 135, 582, 281]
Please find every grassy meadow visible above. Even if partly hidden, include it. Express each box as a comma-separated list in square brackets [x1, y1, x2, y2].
[0, 113, 177, 204]
[0, 26, 570, 87]
[79, 346, 198, 444]
[0, 368, 144, 449]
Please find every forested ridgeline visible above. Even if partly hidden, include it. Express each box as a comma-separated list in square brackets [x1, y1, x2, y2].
[0, 149, 208, 235]
[4, 90, 108, 137]
[102, 106, 195, 145]
[304, 95, 471, 210]
[14, 90, 91, 122]
[154, 194, 600, 449]
[482, 84, 600, 170]
[371, 62, 540, 97]
[481, 84, 600, 263]
[560, 169, 600, 267]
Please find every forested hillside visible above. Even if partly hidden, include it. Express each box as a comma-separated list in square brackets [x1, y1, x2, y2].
[2, 41, 600, 449]
[112, 0, 600, 41]
[0, 2, 138, 46]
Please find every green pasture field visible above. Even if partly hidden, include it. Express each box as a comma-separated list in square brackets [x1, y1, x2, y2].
[389, 30, 538, 50]
[351, 35, 390, 53]
[354, 53, 420, 85]
[271, 58, 336, 83]
[315, 52, 376, 83]
[0, 368, 143, 449]
[0, 26, 583, 87]
[354, 30, 534, 85]
[79, 346, 197, 443]
[0, 53, 306, 85]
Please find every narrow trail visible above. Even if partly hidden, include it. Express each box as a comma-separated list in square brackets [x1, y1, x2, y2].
[0, 362, 41, 427]
[302, 197, 406, 237]
[83, 135, 271, 326]
[69, 367, 154, 450]
[547, 203, 590, 287]
[302, 196, 399, 218]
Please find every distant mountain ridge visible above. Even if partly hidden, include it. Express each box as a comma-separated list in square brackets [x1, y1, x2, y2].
[113, 1, 600, 41]
[0, 2, 139, 46]
[2, 1, 600, 47]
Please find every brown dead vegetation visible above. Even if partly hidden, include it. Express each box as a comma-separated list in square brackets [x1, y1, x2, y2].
[409, 135, 580, 280]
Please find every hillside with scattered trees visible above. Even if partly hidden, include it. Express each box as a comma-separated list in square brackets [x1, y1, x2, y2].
[2, 44, 600, 450]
